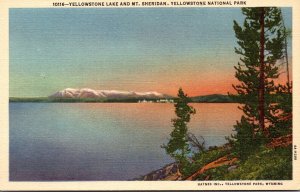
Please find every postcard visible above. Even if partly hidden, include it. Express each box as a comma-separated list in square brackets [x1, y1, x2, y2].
[0, 0, 299, 190]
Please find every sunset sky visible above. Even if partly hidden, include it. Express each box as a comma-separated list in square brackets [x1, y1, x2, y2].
[10, 8, 292, 97]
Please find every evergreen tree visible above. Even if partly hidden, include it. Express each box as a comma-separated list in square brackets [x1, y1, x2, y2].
[230, 8, 285, 157]
[269, 10, 293, 137]
[163, 88, 196, 169]
[270, 83, 292, 137]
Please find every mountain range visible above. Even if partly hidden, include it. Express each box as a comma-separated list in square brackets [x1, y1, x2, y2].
[49, 88, 234, 103]
[49, 88, 170, 100]
[9, 88, 234, 103]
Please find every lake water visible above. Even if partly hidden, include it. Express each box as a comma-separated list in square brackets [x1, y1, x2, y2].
[9, 103, 242, 181]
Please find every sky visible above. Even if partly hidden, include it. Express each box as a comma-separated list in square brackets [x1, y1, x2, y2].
[9, 8, 292, 97]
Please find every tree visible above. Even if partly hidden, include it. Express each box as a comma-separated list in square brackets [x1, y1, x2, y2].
[163, 88, 196, 170]
[270, 83, 292, 137]
[186, 132, 205, 153]
[268, 9, 293, 137]
[279, 9, 292, 91]
[230, 8, 285, 156]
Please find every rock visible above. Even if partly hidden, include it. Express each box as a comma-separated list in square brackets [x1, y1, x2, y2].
[228, 165, 238, 172]
[134, 163, 180, 181]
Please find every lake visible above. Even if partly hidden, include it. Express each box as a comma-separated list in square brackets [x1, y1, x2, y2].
[9, 103, 242, 181]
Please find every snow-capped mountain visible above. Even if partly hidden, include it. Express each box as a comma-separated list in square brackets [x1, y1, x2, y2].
[49, 88, 169, 99]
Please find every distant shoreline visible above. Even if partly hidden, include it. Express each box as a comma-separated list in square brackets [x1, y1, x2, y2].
[9, 95, 237, 103]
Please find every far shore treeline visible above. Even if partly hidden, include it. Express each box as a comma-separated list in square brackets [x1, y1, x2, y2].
[9, 94, 234, 103]
[9, 93, 288, 103]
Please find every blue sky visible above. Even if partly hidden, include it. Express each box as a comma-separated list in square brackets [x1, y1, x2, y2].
[9, 8, 292, 97]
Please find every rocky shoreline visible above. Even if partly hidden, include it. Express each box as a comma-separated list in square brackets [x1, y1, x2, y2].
[134, 163, 181, 181]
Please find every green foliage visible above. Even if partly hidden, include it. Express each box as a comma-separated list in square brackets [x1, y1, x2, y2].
[178, 142, 292, 180]
[189, 145, 292, 181]
[230, 7, 286, 159]
[269, 83, 292, 137]
[163, 88, 196, 170]
[197, 165, 230, 180]
[225, 146, 292, 180]
[193, 147, 229, 167]
[181, 146, 230, 178]
[231, 116, 266, 160]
